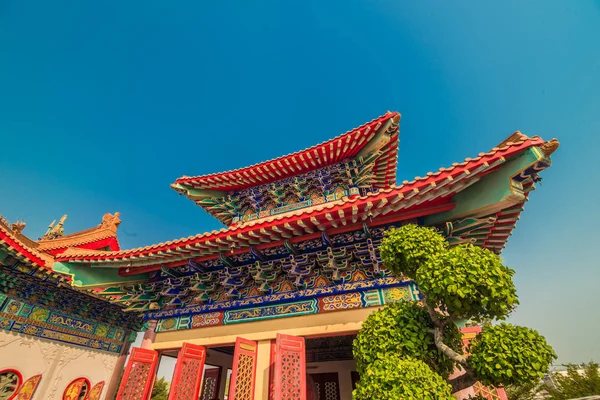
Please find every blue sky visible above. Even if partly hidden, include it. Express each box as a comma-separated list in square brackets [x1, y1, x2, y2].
[1, 1, 598, 367]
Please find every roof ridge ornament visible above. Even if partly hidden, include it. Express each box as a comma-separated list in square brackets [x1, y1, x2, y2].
[539, 138, 560, 157]
[10, 220, 26, 235]
[41, 214, 67, 240]
[100, 212, 121, 232]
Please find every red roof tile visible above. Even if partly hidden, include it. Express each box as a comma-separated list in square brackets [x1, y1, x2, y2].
[56, 131, 549, 267]
[172, 112, 401, 192]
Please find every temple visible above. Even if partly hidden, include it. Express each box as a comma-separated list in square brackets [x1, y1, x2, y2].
[0, 111, 559, 400]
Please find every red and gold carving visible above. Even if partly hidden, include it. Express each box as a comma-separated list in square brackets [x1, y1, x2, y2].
[14, 374, 42, 400]
[62, 378, 89, 400]
[87, 381, 105, 400]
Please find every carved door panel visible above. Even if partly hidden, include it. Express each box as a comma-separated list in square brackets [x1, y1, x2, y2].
[228, 337, 258, 400]
[168, 342, 207, 400]
[273, 333, 306, 400]
[310, 373, 340, 400]
[116, 347, 159, 400]
[200, 367, 221, 400]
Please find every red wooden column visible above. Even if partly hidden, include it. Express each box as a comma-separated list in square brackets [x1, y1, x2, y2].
[105, 339, 132, 399]
[228, 337, 259, 400]
[116, 347, 159, 400]
[272, 334, 307, 400]
[168, 343, 207, 400]
[141, 320, 157, 349]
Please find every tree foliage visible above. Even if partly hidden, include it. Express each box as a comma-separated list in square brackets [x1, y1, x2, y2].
[353, 301, 462, 379]
[379, 225, 446, 279]
[504, 381, 543, 400]
[151, 377, 169, 400]
[354, 224, 556, 396]
[544, 362, 600, 399]
[469, 324, 555, 386]
[417, 244, 518, 320]
[353, 355, 454, 400]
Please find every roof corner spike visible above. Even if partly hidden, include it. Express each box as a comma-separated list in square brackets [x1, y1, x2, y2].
[539, 138, 560, 157]
[355, 115, 396, 159]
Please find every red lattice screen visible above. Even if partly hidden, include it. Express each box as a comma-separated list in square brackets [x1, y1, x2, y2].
[116, 347, 159, 400]
[273, 334, 306, 400]
[228, 337, 258, 400]
[168, 342, 207, 400]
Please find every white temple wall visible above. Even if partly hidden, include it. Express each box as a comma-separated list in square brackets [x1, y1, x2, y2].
[0, 330, 120, 399]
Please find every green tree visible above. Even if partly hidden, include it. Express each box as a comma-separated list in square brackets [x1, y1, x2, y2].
[353, 224, 556, 397]
[151, 377, 169, 400]
[544, 362, 600, 399]
[504, 381, 543, 400]
[353, 355, 455, 400]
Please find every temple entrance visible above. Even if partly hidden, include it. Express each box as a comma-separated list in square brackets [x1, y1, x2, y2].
[305, 334, 357, 400]
[118, 333, 358, 400]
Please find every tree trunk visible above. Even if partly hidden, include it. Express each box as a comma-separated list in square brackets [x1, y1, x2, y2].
[449, 369, 479, 394]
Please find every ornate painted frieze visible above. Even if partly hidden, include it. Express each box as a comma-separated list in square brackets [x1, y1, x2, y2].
[0, 295, 128, 353]
[145, 276, 409, 320]
[154, 282, 418, 332]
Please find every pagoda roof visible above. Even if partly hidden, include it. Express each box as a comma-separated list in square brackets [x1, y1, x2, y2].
[56, 131, 559, 273]
[36, 213, 121, 254]
[171, 112, 401, 193]
[0, 217, 54, 271]
[0, 212, 124, 276]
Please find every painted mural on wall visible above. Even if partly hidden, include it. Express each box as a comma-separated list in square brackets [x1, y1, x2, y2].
[0, 294, 128, 353]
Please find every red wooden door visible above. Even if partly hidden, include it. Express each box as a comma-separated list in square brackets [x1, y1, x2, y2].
[310, 373, 340, 400]
[116, 347, 159, 400]
[273, 334, 306, 400]
[228, 337, 258, 400]
[168, 342, 207, 400]
[200, 367, 221, 400]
